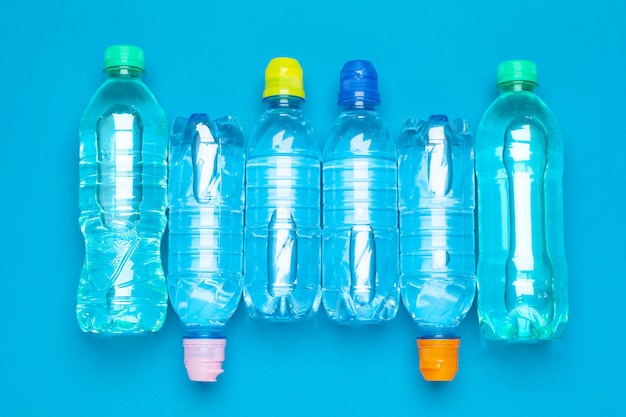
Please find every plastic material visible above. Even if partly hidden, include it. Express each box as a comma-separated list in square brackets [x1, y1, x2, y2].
[168, 114, 244, 381]
[263, 57, 305, 99]
[322, 60, 399, 323]
[183, 338, 227, 382]
[397, 115, 475, 380]
[476, 60, 568, 341]
[103, 45, 145, 71]
[417, 338, 460, 382]
[244, 57, 321, 321]
[497, 59, 537, 87]
[76, 45, 168, 334]
[337, 59, 380, 104]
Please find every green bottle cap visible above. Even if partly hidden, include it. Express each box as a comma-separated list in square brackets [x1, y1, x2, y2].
[103, 45, 144, 71]
[497, 59, 537, 86]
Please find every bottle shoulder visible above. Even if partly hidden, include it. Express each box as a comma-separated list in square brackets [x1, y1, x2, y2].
[476, 91, 562, 149]
[80, 78, 166, 132]
[479, 91, 559, 126]
[247, 108, 319, 157]
[324, 111, 394, 157]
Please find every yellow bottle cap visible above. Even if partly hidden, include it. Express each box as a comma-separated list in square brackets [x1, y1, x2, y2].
[263, 57, 305, 99]
[417, 338, 460, 382]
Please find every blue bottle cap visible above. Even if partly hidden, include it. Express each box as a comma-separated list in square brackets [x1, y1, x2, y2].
[338, 60, 380, 105]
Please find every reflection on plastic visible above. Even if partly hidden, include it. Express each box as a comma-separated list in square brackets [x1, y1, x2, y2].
[96, 105, 142, 229]
[503, 119, 554, 337]
[192, 120, 220, 204]
[268, 208, 298, 297]
[349, 226, 376, 305]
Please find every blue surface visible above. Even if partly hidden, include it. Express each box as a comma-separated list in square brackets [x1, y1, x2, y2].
[1, 0, 624, 415]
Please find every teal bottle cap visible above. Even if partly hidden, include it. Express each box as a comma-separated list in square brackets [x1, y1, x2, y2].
[104, 45, 145, 71]
[497, 59, 537, 86]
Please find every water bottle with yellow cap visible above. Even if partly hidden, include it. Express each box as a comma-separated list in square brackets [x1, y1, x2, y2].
[243, 57, 322, 321]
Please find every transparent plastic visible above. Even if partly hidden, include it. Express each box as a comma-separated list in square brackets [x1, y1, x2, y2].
[476, 80, 568, 341]
[398, 115, 475, 380]
[398, 115, 475, 337]
[77, 65, 168, 334]
[243, 96, 322, 321]
[168, 114, 244, 381]
[322, 99, 399, 323]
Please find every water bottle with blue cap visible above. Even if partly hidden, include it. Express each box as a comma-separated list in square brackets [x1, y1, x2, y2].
[322, 60, 399, 324]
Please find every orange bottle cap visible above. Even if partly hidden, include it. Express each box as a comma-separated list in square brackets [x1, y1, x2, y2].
[417, 338, 460, 382]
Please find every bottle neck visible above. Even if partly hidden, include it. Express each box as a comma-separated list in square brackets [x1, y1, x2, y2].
[264, 95, 304, 109]
[498, 80, 537, 93]
[185, 326, 224, 339]
[340, 98, 379, 111]
[105, 66, 144, 79]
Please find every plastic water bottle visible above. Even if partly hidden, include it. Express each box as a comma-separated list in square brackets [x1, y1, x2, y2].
[76, 45, 168, 334]
[168, 114, 244, 382]
[322, 60, 399, 323]
[475, 60, 568, 341]
[243, 57, 322, 321]
[397, 115, 475, 381]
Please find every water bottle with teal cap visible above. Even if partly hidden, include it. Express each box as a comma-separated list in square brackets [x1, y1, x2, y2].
[243, 57, 322, 321]
[76, 45, 168, 333]
[168, 114, 244, 381]
[322, 60, 399, 324]
[475, 60, 568, 341]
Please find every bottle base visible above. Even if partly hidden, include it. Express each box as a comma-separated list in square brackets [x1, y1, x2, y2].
[243, 288, 321, 322]
[478, 316, 567, 342]
[245, 308, 316, 322]
[322, 291, 399, 324]
[76, 303, 167, 334]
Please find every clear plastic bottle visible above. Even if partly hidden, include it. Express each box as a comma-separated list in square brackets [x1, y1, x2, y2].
[168, 114, 244, 382]
[475, 60, 568, 341]
[77, 45, 168, 334]
[397, 115, 475, 381]
[243, 57, 322, 321]
[322, 60, 399, 323]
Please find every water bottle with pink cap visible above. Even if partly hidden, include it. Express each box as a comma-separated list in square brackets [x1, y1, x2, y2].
[167, 113, 245, 382]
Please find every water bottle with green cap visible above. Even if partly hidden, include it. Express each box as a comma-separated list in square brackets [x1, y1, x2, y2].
[475, 59, 568, 341]
[76, 45, 168, 334]
[243, 57, 322, 321]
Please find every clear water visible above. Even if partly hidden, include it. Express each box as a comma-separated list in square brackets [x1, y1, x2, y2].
[397, 116, 475, 338]
[167, 115, 244, 336]
[77, 70, 168, 333]
[243, 97, 322, 321]
[475, 85, 568, 341]
[322, 106, 399, 323]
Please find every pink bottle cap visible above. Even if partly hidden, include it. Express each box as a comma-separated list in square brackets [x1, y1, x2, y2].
[183, 338, 226, 382]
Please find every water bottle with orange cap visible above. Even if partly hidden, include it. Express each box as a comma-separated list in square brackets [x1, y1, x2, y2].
[397, 115, 476, 381]
[243, 57, 322, 321]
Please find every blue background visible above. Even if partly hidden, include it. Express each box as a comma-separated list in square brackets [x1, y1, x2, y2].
[1, 0, 624, 415]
